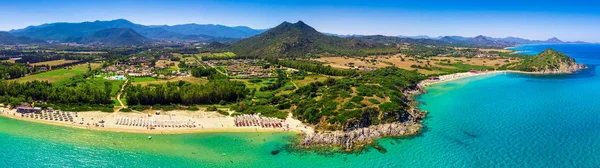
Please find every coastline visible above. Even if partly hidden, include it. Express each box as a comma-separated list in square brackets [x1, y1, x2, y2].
[0, 66, 585, 150]
[419, 68, 586, 88]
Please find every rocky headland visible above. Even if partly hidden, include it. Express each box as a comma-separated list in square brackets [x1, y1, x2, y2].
[512, 48, 587, 74]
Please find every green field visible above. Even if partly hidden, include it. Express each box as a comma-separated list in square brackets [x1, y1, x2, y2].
[12, 63, 101, 85]
[130, 77, 159, 83]
[81, 77, 124, 96]
[213, 52, 236, 57]
[132, 77, 209, 86]
[232, 78, 278, 90]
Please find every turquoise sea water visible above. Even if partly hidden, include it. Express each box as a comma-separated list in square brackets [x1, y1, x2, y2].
[1, 44, 599, 167]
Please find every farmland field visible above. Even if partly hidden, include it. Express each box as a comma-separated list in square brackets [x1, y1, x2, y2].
[30, 59, 78, 66]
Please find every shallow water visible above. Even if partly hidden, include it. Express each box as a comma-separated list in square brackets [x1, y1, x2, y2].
[1, 44, 599, 167]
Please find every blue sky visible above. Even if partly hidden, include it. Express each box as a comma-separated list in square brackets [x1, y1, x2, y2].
[1, 0, 599, 42]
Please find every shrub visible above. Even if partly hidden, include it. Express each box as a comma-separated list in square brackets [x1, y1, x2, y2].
[130, 104, 150, 111]
[350, 96, 364, 103]
[368, 98, 381, 104]
[217, 109, 230, 116]
[186, 106, 199, 111]
[120, 108, 132, 112]
[248, 78, 262, 83]
[206, 106, 217, 111]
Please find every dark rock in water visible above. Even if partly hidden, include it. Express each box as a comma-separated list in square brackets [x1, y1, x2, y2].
[373, 144, 387, 154]
[451, 138, 465, 146]
[270, 150, 281, 155]
[463, 131, 478, 138]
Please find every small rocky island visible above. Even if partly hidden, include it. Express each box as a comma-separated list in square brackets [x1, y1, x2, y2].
[513, 48, 586, 74]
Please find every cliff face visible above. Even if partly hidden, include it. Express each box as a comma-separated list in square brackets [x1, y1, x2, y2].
[534, 63, 587, 74]
[301, 101, 427, 150]
[301, 121, 423, 150]
[513, 48, 586, 74]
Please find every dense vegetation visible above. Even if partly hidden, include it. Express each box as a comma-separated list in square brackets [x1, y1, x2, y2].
[0, 62, 29, 79]
[287, 67, 425, 130]
[125, 80, 248, 105]
[266, 58, 357, 76]
[190, 66, 218, 77]
[0, 80, 112, 107]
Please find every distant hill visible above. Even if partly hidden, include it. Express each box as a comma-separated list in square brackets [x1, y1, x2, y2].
[228, 21, 389, 57]
[512, 48, 586, 73]
[349, 35, 450, 46]
[9, 19, 252, 42]
[154, 24, 265, 38]
[545, 37, 563, 43]
[65, 28, 154, 46]
[0, 31, 47, 45]
[439, 35, 518, 47]
[329, 32, 582, 48]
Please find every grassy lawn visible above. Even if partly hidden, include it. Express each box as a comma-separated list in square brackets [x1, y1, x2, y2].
[112, 98, 121, 107]
[130, 77, 159, 82]
[11, 63, 101, 84]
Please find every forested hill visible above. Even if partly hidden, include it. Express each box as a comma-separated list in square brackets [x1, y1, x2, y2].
[512, 49, 586, 73]
[65, 28, 154, 46]
[227, 21, 394, 58]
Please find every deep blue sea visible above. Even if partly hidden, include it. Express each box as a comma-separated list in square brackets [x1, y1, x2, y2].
[0, 44, 598, 167]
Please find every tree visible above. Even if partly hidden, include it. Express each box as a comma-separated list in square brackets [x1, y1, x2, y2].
[104, 81, 113, 100]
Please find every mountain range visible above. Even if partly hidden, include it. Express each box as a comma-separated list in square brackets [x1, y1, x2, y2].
[7, 19, 256, 45]
[151, 24, 265, 39]
[64, 28, 154, 46]
[347, 35, 580, 48]
[0, 19, 588, 47]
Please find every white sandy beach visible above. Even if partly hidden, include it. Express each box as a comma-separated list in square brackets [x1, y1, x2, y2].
[0, 107, 314, 134]
[418, 70, 509, 87]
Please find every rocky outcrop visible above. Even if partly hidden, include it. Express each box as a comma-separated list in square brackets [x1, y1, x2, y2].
[298, 83, 428, 150]
[301, 121, 423, 150]
[301, 103, 427, 150]
[533, 63, 587, 74]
